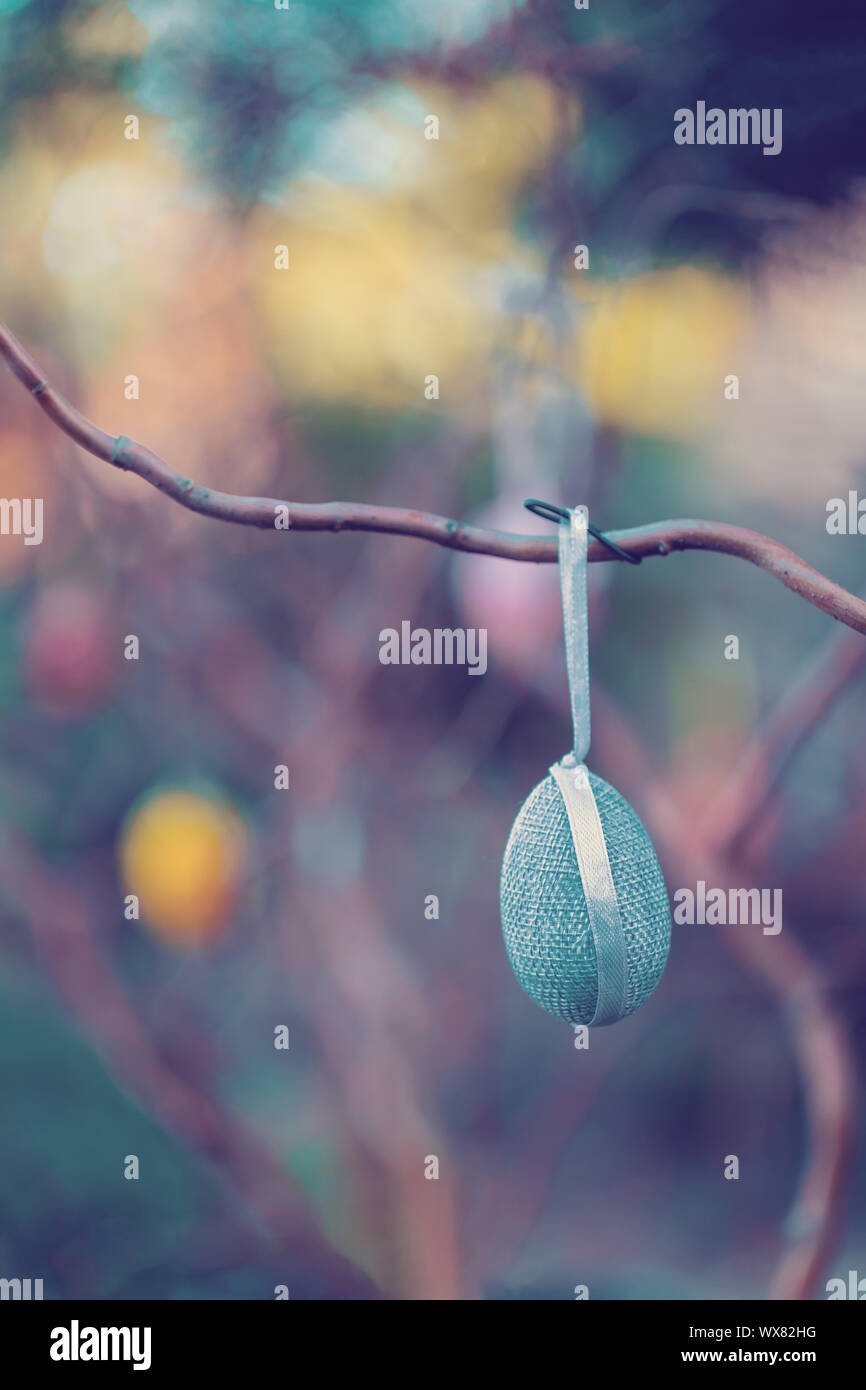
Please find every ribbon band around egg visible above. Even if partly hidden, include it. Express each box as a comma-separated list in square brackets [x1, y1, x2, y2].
[553, 506, 629, 1025]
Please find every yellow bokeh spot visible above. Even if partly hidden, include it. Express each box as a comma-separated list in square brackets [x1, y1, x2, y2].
[120, 789, 246, 946]
[578, 267, 749, 441]
[250, 73, 579, 411]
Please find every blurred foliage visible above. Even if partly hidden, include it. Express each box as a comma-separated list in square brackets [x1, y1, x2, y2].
[578, 266, 747, 440]
[0, 973, 224, 1298]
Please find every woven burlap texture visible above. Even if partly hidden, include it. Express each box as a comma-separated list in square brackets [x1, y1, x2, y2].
[500, 770, 671, 1025]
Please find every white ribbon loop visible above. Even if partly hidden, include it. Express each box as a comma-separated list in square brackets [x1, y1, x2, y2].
[558, 505, 590, 763]
[554, 506, 628, 1025]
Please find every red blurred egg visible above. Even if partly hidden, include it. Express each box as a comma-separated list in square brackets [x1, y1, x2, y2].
[23, 581, 116, 715]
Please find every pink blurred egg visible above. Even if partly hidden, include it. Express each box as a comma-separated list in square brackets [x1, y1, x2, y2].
[451, 495, 609, 685]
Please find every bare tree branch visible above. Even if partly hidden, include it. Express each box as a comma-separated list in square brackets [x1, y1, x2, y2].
[2, 318, 865, 634]
[593, 697, 856, 1302]
[700, 625, 866, 855]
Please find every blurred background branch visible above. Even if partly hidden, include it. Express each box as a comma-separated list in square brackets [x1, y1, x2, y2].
[594, 696, 857, 1301]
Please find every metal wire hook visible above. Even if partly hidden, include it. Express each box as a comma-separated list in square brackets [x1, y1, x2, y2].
[523, 498, 641, 564]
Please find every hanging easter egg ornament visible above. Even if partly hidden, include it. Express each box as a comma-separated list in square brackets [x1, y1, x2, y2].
[500, 503, 671, 1025]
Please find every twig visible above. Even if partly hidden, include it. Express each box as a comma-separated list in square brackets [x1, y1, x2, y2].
[700, 625, 866, 855]
[2, 320, 866, 634]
